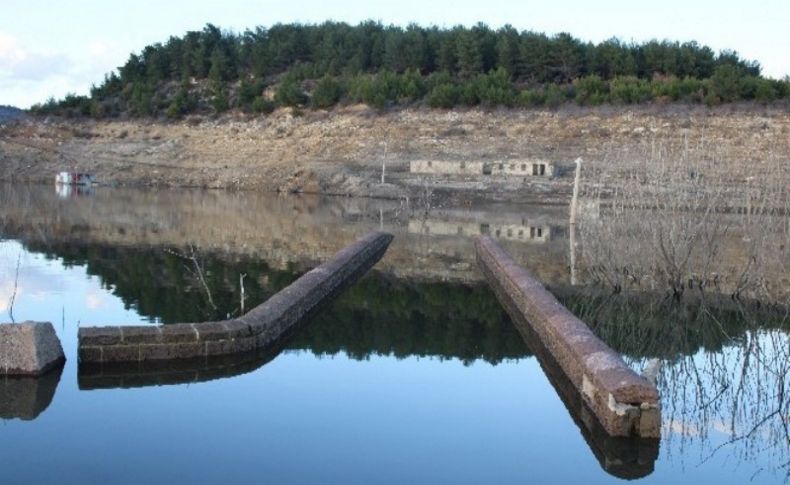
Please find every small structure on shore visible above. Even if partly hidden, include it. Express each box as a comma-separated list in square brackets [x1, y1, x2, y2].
[55, 172, 95, 186]
[410, 159, 554, 177]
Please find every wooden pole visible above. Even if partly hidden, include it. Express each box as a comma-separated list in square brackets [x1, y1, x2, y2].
[240, 273, 246, 314]
[381, 142, 387, 184]
[569, 158, 582, 285]
[570, 157, 582, 224]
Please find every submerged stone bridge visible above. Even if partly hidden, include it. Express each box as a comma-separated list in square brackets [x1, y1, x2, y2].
[78, 231, 393, 364]
[475, 236, 660, 438]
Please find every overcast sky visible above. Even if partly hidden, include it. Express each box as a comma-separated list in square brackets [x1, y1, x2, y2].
[1, 0, 788, 108]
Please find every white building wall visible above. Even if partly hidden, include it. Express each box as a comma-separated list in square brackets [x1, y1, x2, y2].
[410, 160, 554, 177]
[409, 160, 485, 175]
[487, 160, 554, 177]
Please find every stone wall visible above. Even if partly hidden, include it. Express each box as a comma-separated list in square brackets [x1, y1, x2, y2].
[475, 235, 660, 438]
[78, 231, 393, 364]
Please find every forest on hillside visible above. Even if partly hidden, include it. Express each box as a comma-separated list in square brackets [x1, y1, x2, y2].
[31, 21, 790, 118]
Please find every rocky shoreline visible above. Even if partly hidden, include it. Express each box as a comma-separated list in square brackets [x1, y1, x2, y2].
[1, 104, 788, 203]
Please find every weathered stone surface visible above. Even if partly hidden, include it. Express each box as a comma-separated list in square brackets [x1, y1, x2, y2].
[504, 294, 659, 479]
[79, 326, 123, 346]
[475, 236, 660, 438]
[0, 322, 66, 376]
[77, 231, 393, 365]
[0, 366, 63, 420]
[160, 324, 198, 343]
[120, 326, 162, 344]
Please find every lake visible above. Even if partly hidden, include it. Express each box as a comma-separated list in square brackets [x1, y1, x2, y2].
[0, 184, 787, 484]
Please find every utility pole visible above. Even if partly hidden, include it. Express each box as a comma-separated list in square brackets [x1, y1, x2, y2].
[239, 273, 247, 314]
[569, 158, 582, 286]
[570, 158, 582, 224]
[381, 142, 387, 184]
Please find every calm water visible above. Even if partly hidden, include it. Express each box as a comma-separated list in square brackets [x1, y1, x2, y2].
[0, 184, 788, 484]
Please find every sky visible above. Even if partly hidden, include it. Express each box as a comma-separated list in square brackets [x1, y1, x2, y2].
[1, 0, 788, 108]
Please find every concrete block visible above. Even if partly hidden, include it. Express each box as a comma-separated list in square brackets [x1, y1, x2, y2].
[78, 326, 123, 346]
[194, 322, 230, 342]
[102, 345, 140, 363]
[0, 322, 66, 376]
[120, 326, 162, 344]
[160, 324, 199, 343]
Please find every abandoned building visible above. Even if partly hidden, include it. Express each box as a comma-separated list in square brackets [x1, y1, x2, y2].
[409, 160, 554, 177]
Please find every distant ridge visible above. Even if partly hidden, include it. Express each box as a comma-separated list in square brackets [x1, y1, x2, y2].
[0, 105, 24, 124]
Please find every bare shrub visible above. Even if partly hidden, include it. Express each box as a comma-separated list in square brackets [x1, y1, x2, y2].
[576, 139, 789, 304]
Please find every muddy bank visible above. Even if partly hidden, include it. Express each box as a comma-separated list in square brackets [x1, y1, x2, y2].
[1, 104, 788, 203]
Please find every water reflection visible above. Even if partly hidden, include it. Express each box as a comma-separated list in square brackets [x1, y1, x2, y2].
[0, 366, 62, 420]
[79, 346, 283, 390]
[0, 183, 570, 286]
[565, 289, 790, 481]
[1, 183, 789, 482]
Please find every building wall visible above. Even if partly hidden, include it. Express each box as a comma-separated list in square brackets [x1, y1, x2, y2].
[487, 160, 554, 177]
[409, 160, 554, 177]
[409, 160, 485, 175]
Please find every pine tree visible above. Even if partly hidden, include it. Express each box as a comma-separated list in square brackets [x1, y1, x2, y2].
[496, 25, 520, 78]
[456, 31, 482, 79]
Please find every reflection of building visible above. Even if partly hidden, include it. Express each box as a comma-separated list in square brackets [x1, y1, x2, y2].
[0, 183, 571, 285]
[410, 160, 554, 177]
[408, 219, 551, 243]
[55, 184, 95, 198]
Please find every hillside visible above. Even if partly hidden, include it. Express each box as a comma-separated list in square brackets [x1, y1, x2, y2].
[29, 21, 790, 119]
[0, 105, 23, 124]
[3, 104, 789, 204]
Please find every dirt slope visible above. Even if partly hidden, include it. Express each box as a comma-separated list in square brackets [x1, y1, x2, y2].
[1, 104, 788, 203]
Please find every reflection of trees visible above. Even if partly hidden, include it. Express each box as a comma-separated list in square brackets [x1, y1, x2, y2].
[564, 289, 790, 479]
[558, 290, 788, 360]
[19, 240, 528, 365]
[293, 275, 526, 365]
[23, 240, 299, 323]
[11, 234, 790, 476]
